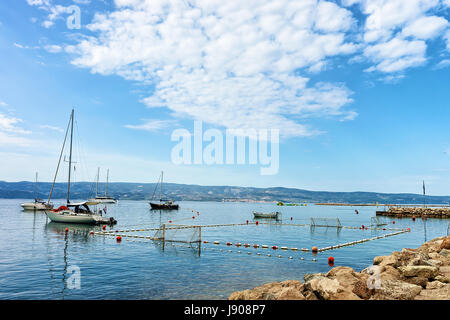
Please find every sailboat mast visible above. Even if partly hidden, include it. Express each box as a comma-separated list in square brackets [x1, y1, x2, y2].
[105, 169, 109, 196]
[66, 109, 74, 204]
[34, 172, 38, 200]
[160, 171, 163, 202]
[96, 167, 100, 197]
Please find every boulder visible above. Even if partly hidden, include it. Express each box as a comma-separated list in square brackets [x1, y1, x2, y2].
[439, 236, 450, 250]
[371, 280, 422, 300]
[414, 284, 450, 300]
[398, 266, 439, 279]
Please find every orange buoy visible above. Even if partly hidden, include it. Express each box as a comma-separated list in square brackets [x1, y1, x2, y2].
[244, 243, 250, 247]
[89, 231, 94, 235]
[328, 256, 335, 267]
[116, 236, 122, 242]
[312, 246, 318, 253]
[253, 244, 259, 248]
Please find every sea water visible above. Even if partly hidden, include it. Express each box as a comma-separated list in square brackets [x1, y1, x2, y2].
[0, 199, 447, 300]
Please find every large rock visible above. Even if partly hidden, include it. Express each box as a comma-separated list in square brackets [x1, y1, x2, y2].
[398, 266, 439, 279]
[371, 280, 422, 300]
[415, 284, 450, 300]
[439, 236, 450, 250]
[305, 276, 360, 300]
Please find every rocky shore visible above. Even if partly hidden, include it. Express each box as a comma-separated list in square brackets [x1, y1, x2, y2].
[228, 236, 450, 300]
[376, 207, 450, 218]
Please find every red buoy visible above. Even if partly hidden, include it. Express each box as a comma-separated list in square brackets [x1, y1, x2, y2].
[89, 231, 94, 235]
[169, 220, 172, 223]
[272, 246, 278, 250]
[116, 236, 122, 242]
[102, 225, 106, 230]
[312, 246, 318, 253]
[65, 228, 69, 233]
[226, 242, 232, 246]
[328, 256, 335, 267]
[255, 221, 259, 225]
[393, 221, 395, 224]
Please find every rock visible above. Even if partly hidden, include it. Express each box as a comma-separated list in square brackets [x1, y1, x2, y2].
[439, 266, 450, 278]
[379, 265, 401, 281]
[306, 277, 360, 300]
[371, 280, 422, 300]
[426, 281, 446, 290]
[427, 259, 442, 267]
[414, 284, 450, 300]
[403, 276, 428, 288]
[435, 275, 450, 283]
[440, 249, 450, 258]
[439, 236, 450, 250]
[398, 266, 439, 279]
[303, 273, 324, 283]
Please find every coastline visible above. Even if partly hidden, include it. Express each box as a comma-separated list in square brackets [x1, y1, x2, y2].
[229, 236, 450, 300]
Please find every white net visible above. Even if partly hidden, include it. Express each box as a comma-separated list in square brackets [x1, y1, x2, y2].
[370, 216, 388, 227]
[153, 224, 201, 243]
[310, 217, 342, 228]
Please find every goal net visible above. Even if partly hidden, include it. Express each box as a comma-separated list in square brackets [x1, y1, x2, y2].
[310, 217, 342, 228]
[153, 224, 202, 243]
[370, 216, 388, 227]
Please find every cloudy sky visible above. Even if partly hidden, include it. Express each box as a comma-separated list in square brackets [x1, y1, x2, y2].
[0, 0, 450, 194]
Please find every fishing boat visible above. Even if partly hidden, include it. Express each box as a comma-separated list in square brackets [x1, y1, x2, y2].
[88, 168, 118, 204]
[252, 211, 281, 219]
[149, 171, 179, 210]
[45, 109, 117, 225]
[21, 172, 53, 210]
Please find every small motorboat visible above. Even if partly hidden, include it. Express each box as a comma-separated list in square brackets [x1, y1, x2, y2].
[252, 211, 281, 219]
[21, 198, 53, 211]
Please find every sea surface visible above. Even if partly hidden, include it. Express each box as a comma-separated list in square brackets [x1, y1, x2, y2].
[0, 199, 448, 300]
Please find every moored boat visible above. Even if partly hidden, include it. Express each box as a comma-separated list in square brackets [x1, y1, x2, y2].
[149, 171, 179, 210]
[252, 211, 281, 219]
[21, 198, 53, 211]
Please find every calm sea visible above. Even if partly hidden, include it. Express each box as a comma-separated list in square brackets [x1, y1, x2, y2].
[0, 199, 448, 300]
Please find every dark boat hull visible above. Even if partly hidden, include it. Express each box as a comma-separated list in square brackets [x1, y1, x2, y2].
[150, 202, 179, 210]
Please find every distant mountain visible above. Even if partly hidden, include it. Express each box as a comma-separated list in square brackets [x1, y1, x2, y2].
[1, 180, 450, 204]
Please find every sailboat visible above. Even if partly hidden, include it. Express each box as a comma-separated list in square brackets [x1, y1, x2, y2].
[21, 172, 54, 210]
[45, 109, 117, 225]
[149, 171, 179, 210]
[88, 168, 118, 204]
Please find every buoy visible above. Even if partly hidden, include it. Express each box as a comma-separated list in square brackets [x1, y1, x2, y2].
[89, 231, 94, 235]
[253, 244, 259, 248]
[393, 221, 395, 224]
[65, 228, 69, 233]
[272, 246, 278, 250]
[169, 220, 172, 223]
[102, 225, 106, 230]
[116, 236, 122, 242]
[235, 243, 242, 247]
[244, 243, 250, 247]
[290, 217, 293, 221]
[255, 221, 259, 225]
[312, 246, 318, 253]
[226, 242, 232, 246]
[192, 216, 195, 219]
[246, 220, 248, 224]
[328, 256, 335, 264]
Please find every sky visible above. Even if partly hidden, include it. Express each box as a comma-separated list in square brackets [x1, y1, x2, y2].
[0, 0, 450, 195]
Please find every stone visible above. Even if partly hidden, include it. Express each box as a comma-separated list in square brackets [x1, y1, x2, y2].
[440, 249, 450, 258]
[371, 280, 422, 300]
[426, 281, 446, 290]
[398, 266, 439, 279]
[403, 276, 428, 288]
[439, 236, 450, 250]
[303, 273, 324, 283]
[414, 284, 450, 300]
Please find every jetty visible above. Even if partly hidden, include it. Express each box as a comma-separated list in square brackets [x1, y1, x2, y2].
[376, 207, 450, 219]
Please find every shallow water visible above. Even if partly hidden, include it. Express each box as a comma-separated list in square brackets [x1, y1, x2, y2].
[0, 199, 447, 300]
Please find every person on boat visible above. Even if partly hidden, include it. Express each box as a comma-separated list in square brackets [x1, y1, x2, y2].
[355, 209, 359, 214]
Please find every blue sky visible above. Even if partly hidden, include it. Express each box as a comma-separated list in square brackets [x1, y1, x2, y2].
[0, 0, 450, 195]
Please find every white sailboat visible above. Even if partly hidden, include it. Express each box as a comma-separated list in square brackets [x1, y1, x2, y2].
[21, 172, 53, 211]
[45, 109, 117, 225]
[88, 168, 118, 204]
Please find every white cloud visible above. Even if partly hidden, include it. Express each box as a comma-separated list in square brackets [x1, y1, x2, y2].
[70, 0, 358, 138]
[434, 59, 450, 69]
[40, 125, 64, 133]
[401, 16, 448, 40]
[0, 112, 33, 147]
[363, 37, 427, 73]
[44, 44, 63, 53]
[124, 119, 178, 132]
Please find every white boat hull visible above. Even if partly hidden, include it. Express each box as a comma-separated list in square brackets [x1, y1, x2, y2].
[21, 202, 53, 211]
[88, 198, 118, 204]
[46, 210, 98, 224]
